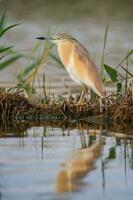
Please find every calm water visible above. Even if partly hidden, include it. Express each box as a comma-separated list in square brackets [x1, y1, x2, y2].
[0, 122, 133, 200]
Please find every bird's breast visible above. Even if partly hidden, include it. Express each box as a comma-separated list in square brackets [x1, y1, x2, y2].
[67, 55, 82, 84]
[58, 42, 74, 68]
[58, 43, 82, 84]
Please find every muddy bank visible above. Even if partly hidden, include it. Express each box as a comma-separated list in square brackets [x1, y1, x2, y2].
[0, 91, 132, 123]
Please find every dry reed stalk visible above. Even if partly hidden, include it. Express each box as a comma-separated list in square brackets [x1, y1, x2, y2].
[0, 86, 132, 122]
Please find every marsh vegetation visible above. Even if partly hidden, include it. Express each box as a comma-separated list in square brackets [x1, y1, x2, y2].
[0, 14, 133, 124]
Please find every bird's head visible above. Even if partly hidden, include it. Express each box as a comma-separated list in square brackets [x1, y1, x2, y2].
[36, 33, 76, 45]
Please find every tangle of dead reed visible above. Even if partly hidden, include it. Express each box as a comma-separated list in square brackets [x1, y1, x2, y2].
[0, 86, 132, 123]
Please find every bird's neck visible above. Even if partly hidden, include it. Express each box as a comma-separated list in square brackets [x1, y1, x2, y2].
[58, 42, 74, 68]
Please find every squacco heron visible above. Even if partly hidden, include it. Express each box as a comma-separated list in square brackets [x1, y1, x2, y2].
[36, 33, 106, 103]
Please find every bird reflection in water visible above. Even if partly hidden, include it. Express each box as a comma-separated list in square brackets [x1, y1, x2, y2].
[56, 133, 105, 192]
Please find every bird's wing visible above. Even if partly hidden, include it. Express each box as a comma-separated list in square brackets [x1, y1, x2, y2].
[74, 43, 106, 97]
[74, 43, 95, 68]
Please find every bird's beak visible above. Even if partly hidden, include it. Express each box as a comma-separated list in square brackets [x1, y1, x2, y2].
[36, 37, 53, 41]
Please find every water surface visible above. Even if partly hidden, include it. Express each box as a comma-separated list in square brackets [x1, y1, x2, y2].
[0, 0, 133, 95]
[0, 122, 133, 200]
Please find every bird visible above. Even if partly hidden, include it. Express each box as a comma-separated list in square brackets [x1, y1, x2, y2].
[36, 33, 106, 104]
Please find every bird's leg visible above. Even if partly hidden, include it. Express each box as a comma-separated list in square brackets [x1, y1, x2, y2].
[78, 89, 84, 104]
[78, 85, 88, 104]
[84, 86, 88, 101]
[99, 97, 102, 113]
[99, 97, 104, 113]
[67, 87, 72, 102]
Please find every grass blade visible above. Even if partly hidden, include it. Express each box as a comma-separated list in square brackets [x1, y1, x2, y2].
[104, 64, 118, 82]
[18, 62, 37, 79]
[0, 54, 22, 70]
[49, 53, 64, 68]
[100, 23, 109, 78]
[0, 13, 6, 31]
[117, 49, 133, 68]
[0, 23, 20, 37]
[0, 46, 13, 53]
[120, 65, 133, 78]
